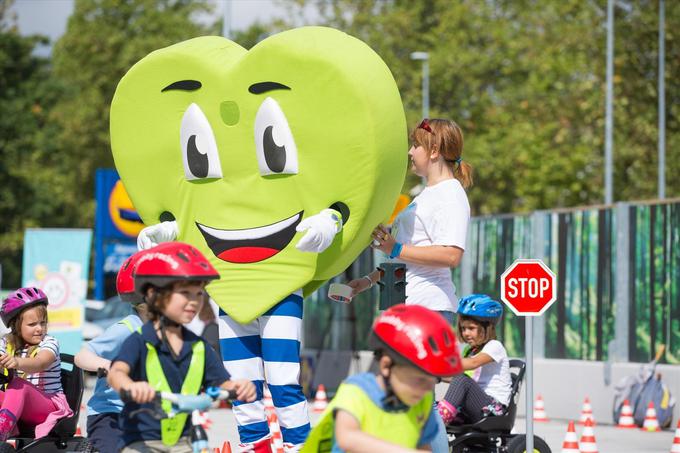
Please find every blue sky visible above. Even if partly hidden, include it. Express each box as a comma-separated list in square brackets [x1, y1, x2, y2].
[11, 0, 311, 55]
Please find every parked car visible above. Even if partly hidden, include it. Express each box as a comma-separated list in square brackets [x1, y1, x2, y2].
[83, 295, 135, 340]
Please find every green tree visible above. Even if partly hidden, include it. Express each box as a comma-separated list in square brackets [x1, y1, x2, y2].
[611, 0, 680, 202]
[1, 0, 217, 288]
[276, 0, 679, 214]
[48, 0, 216, 225]
[0, 3, 66, 287]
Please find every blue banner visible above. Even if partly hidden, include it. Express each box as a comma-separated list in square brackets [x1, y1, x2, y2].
[94, 169, 142, 299]
[22, 229, 93, 355]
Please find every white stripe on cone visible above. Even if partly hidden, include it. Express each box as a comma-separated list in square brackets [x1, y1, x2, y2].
[670, 419, 680, 453]
[534, 394, 549, 422]
[641, 401, 661, 432]
[268, 412, 285, 453]
[617, 399, 637, 428]
[313, 384, 328, 413]
[579, 396, 595, 426]
[579, 418, 599, 453]
[561, 420, 580, 453]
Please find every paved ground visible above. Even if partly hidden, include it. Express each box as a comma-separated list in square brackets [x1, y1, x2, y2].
[79, 376, 676, 452]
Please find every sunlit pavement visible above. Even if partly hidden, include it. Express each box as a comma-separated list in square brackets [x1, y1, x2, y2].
[80, 377, 674, 452]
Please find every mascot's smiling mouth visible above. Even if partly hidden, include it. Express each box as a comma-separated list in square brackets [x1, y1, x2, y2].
[196, 211, 303, 264]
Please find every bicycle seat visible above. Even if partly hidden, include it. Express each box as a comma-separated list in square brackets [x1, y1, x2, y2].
[17, 354, 84, 439]
[446, 359, 526, 435]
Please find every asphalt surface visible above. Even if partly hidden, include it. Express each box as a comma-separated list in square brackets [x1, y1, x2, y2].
[79, 376, 676, 452]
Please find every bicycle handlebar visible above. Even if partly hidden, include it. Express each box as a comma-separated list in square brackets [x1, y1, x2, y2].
[120, 387, 238, 420]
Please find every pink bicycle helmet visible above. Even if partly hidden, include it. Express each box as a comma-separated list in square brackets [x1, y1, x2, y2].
[1, 287, 49, 326]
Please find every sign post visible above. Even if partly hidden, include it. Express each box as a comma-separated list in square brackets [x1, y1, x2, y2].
[500, 259, 557, 452]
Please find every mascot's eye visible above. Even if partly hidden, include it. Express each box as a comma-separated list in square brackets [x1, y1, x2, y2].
[254, 97, 298, 175]
[180, 103, 223, 181]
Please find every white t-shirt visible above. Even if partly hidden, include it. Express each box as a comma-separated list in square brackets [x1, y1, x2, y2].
[469, 340, 512, 406]
[391, 179, 470, 312]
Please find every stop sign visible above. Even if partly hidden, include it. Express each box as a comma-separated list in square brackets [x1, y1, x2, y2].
[500, 259, 556, 316]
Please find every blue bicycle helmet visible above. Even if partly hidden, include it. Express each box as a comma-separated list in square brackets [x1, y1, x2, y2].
[457, 294, 503, 325]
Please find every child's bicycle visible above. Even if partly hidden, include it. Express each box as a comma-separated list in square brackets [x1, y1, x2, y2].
[0, 354, 94, 453]
[119, 386, 238, 453]
[446, 360, 551, 453]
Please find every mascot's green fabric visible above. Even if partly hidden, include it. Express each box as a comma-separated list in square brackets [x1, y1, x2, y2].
[110, 27, 406, 323]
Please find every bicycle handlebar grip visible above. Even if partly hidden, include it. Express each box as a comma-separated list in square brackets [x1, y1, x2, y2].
[120, 388, 133, 403]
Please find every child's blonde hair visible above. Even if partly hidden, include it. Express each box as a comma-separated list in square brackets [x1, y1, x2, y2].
[6, 304, 48, 356]
[410, 118, 473, 189]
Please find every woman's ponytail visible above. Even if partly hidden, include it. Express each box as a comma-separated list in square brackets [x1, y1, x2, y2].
[454, 160, 474, 189]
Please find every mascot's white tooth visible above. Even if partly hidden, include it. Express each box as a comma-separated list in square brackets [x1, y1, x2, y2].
[197, 212, 300, 241]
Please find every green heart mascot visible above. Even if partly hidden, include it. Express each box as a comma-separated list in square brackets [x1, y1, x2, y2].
[111, 26, 406, 451]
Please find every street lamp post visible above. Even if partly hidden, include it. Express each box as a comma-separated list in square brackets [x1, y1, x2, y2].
[410, 52, 430, 190]
[604, 0, 614, 205]
[410, 51, 429, 120]
[658, 0, 666, 199]
[222, 0, 231, 39]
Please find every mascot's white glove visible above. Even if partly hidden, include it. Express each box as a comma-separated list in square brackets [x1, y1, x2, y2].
[295, 209, 343, 253]
[137, 220, 179, 250]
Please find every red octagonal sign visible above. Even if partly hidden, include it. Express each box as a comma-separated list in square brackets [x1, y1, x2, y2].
[500, 259, 557, 316]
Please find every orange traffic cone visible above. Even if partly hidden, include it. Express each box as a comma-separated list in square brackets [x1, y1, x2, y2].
[534, 394, 549, 422]
[579, 418, 599, 453]
[670, 419, 680, 453]
[560, 420, 580, 453]
[641, 401, 661, 432]
[221, 441, 232, 453]
[268, 411, 285, 453]
[313, 384, 328, 413]
[75, 423, 83, 436]
[616, 399, 636, 428]
[579, 397, 595, 425]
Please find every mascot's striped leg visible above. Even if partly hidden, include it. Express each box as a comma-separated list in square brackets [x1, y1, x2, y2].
[219, 292, 310, 452]
[218, 312, 268, 447]
[260, 293, 310, 450]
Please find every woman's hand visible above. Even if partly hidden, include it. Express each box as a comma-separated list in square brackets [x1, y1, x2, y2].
[371, 224, 396, 255]
[346, 277, 371, 298]
[0, 354, 18, 370]
[223, 379, 256, 403]
[126, 381, 157, 404]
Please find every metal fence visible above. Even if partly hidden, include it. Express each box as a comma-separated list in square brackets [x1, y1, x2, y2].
[303, 198, 680, 364]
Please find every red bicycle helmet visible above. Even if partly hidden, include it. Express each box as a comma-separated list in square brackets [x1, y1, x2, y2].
[133, 242, 219, 295]
[371, 304, 462, 377]
[117, 250, 151, 305]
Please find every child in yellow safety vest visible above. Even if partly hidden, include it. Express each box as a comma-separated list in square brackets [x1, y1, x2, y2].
[74, 249, 152, 453]
[108, 242, 256, 453]
[302, 304, 462, 452]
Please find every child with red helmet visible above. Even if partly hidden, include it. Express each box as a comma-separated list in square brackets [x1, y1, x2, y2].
[302, 304, 462, 452]
[0, 287, 73, 440]
[107, 242, 256, 452]
[74, 248, 152, 453]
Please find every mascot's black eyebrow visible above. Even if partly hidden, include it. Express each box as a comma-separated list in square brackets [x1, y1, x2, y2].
[161, 80, 202, 92]
[248, 82, 291, 94]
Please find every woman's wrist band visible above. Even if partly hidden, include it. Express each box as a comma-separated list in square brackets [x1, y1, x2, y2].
[363, 275, 374, 288]
[389, 242, 403, 259]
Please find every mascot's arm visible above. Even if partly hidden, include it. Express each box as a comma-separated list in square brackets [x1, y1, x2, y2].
[295, 208, 343, 253]
[137, 220, 179, 250]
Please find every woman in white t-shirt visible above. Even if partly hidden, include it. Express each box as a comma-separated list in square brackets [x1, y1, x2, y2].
[437, 294, 512, 425]
[348, 118, 472, 323]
